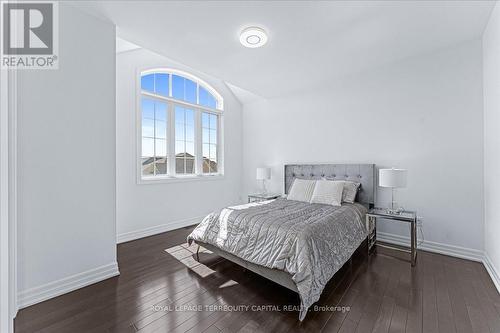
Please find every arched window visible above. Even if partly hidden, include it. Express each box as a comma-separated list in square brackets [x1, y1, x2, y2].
[138, 69, 223, 181]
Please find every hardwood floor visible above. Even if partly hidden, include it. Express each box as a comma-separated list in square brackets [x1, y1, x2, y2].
[14, 226, 500, 333]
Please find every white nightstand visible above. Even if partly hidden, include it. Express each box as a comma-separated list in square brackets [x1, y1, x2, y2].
[247, 193, 280, 203]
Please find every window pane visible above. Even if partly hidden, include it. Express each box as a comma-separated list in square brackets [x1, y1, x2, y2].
[155, 73, 169, 97]
[141, 74, 154, 92]
[199, 87, 208, 106]
[199, 86, 217, 109]
[185, 79, 197, 104]
[142, 97, 168, 177]
[210, 160, 218, 173]
[172, 75, 184, 100]
[208, 96, 217, 109]
[202, 113, 209, 128]
[142, 98, 154, 120]
[142, 118, 154, 137]
[145, 72, 220, 110]
[209, 114, 217, 129]
[202, 143, 210, 173]
[175, 106, 185, 124]
[186, 156, 195, 174]
[185, 109, 194, 126]
[175, 132, 187, 174]
[154, 157, 167, 175]
[155, 120, 166, 139]
[175, 123, 185, 141]
[210, 145, 217, 160]
[186, 142, 194, 156]
[175, 156, 184, 174]
[155, 101, 167, 121]
[203, 159, 210, 173]
[201, 112, 218, 173]
[209, 129, 217, 144]
[155, 138, 166, 156]
[142, 157, 154, 175]
[175, 141, 185, 155]
[174, 106, 196, 174]
[203, 144, 210, 158]
[210, 143, 218, 173]
[202, 130, 209, 143]
[142, 137, 154, 157]
[186, 126, 194, 142]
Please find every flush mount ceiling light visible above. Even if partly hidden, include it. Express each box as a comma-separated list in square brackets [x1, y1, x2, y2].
[239, 27, 268, 48]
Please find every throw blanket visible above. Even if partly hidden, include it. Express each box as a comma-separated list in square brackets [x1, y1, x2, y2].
[187, 198, 367, 320]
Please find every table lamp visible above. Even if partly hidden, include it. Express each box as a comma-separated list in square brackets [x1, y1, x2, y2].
[379, 168, 407, 214]
[256, 167, 271, 194]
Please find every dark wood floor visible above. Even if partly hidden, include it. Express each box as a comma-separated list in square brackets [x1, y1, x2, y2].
[15, 225, 500, 333]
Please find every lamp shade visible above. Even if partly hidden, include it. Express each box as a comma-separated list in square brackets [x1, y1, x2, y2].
[256, 167, 271, 180]
[379, 168, 407, 188]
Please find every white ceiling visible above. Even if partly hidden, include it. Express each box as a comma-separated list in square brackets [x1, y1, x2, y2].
[116, 37, 141, 54]
[75, 1, 495, 98]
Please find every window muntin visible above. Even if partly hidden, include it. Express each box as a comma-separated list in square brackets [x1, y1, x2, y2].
[139, 69, 223, 180]
[199, 86, 217, 109]
[172, 75, 197, 104]
[175, 106, 195, 174]
[141, 73, 169, 97]
[202, 112, 218, 174]
[141, 98, 167, 176]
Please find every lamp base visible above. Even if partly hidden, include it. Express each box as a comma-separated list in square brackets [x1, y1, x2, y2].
[386, 208, 403, 215]
[387, 201, 403, 215]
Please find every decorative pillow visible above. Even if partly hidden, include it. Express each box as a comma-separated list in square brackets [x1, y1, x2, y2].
[322, 178, 361, 203]
[287, 179, 316, 203]
[310, 180, 343, 206]
[340, 181, 361, 203]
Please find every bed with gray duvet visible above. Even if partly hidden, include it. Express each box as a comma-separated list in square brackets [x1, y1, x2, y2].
[187, 197, 368, 321]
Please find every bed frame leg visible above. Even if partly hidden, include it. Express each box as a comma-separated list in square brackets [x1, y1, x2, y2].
[367, 237, 370, 258]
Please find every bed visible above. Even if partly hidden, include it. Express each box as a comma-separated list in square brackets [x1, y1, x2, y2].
[187, 164, 375, 320]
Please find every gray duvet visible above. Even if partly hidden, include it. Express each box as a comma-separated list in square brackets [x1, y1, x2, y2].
[187, 198, 368, 320]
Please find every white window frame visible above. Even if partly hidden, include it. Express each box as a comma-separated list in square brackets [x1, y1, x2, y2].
[136, 68, 224, 184]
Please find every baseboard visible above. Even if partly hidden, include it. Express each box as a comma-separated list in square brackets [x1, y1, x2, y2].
[17, 261, 120, 309]
[377, 231, 484, 262]
[483, 253, 500, 294]
[117, 216, 204, 244]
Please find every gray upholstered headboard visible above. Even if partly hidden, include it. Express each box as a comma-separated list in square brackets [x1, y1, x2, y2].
[284, 164, 376, 206]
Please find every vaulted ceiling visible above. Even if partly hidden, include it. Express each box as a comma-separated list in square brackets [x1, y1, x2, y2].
[75, 1, 495, 98]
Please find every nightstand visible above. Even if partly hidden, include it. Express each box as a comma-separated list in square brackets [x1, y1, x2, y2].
[366, 208, 418, 266]
[248, 193, 280, 203]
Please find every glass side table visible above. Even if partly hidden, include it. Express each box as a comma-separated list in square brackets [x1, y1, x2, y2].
[366, 207, 418, 266]
[247, 193, 281, 203]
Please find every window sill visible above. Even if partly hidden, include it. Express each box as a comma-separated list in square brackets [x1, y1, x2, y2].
[138, 174, 224, 185]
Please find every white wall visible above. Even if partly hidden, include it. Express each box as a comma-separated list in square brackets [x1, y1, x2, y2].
[116, 48, 243, 242]
[16, 3, 118, 307]
[483, 1, 500, 291]
[242, 40, 484, 256]
[1, 60, 14, 333]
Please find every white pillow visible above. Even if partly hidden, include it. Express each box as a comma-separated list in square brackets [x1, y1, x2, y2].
[287, 179, 316, 203]
[310, 180, 343, 206]
[322, 178, 361, 203]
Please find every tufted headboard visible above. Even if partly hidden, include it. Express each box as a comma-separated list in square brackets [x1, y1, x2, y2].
[284, 164, 376, 207]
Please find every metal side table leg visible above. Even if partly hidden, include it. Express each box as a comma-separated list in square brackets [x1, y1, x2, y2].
[411, 219, 417, 266]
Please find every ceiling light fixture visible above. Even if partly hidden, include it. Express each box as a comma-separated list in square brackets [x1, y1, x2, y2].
[240, 27, 268, 48]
